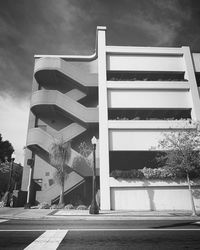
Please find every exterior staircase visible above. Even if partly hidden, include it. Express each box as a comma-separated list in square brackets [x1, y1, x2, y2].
[27, 57, 98, 204]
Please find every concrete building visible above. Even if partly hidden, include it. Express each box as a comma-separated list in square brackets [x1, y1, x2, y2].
[22, 26, 200, 211]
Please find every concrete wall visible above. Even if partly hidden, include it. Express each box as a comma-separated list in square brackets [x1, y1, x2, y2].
[107, 53, 184, 72]
[33, 155, 55, 190]
[21, 78, 39, 191]
[110, 178, 200, 211]
[36, 171, 84, 204]
[108, 89, 191, 109]
[98, 28, 200, 210]
[192, 53, 200, 72]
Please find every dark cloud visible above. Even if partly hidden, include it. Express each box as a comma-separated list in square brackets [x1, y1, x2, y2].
[0, 0, 200, 98]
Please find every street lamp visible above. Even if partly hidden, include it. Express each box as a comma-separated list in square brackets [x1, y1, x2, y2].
[6, 152, 16, 206]
[25, 158, 34, 209]
[89, 136, 99, 214]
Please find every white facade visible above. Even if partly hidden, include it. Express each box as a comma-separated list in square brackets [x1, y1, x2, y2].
[97, 27, 200, 210]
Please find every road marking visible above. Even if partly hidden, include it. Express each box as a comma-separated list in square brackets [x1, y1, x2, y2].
[0, 219, 8, 223]
[69, 228, 200, 231]
[0, 229, 200, 232]
[24, 230, 68, 250]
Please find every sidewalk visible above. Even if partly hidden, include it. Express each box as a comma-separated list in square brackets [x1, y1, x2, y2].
[50, 209, 200, 220]
[0, 207, 52, 220]
[0, 207, 199, 221]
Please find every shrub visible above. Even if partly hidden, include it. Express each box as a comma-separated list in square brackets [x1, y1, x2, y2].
[110, 169, 144, 179]
[76, 205, 88, 210]
[50, 203, 65, 209]
[64, 204, 74, 210]
[0, 201, 5, 208]
[38, 202, 50, 209]
[56, 203, 65, 209]
[50, 204, 57, 209]
[110, 166, 185, 181]
[141, 166, 177, 180]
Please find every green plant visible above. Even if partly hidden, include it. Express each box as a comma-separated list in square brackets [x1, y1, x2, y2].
[141, 166, 177, 180]
[64, 204, 74, 210]
[38, 202, 50, 209]
[50, 204, 57, 209]
[56, 203, 65, 209]
[0, 134, 14, 162]
[72, 155, 92, 175]
[110, 169, 144, 179]
[110, 165, 199, 181]
[76, 205, 87, 210]
[49, 138, 71, 206]
[157, 122, 200, 216]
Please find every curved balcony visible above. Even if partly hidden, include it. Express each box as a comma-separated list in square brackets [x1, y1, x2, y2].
[34, 57, 98, 89]
[30, 90, 98, 124]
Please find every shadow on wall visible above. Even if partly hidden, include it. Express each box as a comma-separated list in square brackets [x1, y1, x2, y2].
[193, 188, 200, 210]
[143, 180, 156, 211]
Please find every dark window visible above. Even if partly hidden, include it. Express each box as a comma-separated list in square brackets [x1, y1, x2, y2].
[107, 71, 186, 81]
[109, 151, 159, 173]
[108, 109, 191, 120]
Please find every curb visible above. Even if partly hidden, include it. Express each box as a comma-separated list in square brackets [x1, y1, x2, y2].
[0, 214, 199, 221]
[0, 208, 199, 221]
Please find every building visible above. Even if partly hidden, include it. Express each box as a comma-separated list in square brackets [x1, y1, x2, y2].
[22, 26, 200, 211]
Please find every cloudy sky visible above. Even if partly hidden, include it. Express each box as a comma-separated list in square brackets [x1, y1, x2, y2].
[1, 0, 200, 163]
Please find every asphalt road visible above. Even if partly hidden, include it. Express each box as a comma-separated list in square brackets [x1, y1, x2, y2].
[0, 219, 199, 249]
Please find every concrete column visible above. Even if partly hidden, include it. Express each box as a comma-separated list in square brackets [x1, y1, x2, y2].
[97, 26, 111, 210]
[182, 46, 200, 121]
[21, 76, 38, 191]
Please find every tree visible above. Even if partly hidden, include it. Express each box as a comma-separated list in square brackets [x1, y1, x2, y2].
[157, 123, 200, 216]
[49, 138, 71, 206]
[0, 161, 22, 191]
[72, 141, 93, 175]
[78, 141, 93, 158]
[0, 134, 14, 162]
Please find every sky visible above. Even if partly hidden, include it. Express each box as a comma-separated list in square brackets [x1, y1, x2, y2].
[1, 0, 200, 164]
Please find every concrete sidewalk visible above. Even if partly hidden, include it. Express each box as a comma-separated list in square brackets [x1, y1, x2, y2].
[0, 207, 199, 221]
[0, 207, 52, 220]
[51, 209, 200, 220]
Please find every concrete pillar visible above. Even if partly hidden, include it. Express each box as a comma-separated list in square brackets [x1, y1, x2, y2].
[182, 46, 200, 121]
[97, 26, 111, 210]
[21, 77, 38, 191]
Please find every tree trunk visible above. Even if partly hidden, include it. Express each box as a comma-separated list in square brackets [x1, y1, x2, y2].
[59, 163, 64, 205]
[59, 181, 64, 205]
[186, 172, 197, 216]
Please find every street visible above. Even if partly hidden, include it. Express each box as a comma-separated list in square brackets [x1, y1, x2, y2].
[0, 219, 199, 249]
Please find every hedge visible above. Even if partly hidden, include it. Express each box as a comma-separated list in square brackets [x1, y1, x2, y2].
[110, 166, 195, 180]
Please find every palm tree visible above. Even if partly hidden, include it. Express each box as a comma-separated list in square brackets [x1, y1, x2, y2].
[49, 138, 71, 205]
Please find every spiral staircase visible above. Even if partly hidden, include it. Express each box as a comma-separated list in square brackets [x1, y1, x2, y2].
[27, 57, 98, 204]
